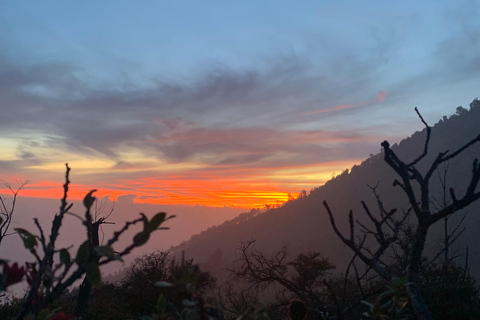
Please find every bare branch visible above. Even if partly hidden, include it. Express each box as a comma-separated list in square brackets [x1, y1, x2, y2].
[407, 107, 432, 167]
[0, 180, 28, 244]
[325, 106, 480, 320]
[323, 200, 393, 281]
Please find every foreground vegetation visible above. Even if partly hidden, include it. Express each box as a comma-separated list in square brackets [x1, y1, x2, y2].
[2, 247, 479, 320]
[1, 100, 480, 319]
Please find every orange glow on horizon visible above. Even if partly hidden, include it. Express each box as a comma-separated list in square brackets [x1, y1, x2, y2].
[0, 159, 361, 209]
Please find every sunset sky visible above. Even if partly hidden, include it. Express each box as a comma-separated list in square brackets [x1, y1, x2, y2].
[0, 1, 479, 209]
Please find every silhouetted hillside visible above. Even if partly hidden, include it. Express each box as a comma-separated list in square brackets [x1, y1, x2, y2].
[170, 99, 480, 281]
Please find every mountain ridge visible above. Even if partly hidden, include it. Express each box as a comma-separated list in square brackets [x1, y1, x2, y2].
[169, 99, 480, 281]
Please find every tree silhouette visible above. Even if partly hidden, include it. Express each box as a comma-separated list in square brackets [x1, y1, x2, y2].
[74, 197, 115, 316]
[0, 181, 28, 247]
[323, 108, 480, 320]
[229, 240, 335, 318]
[6, 165, 174, 319]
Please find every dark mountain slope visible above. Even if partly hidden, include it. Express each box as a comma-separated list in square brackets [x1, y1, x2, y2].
[170, 100, 480, 280]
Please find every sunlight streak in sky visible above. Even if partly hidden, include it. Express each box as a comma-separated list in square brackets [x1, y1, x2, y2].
[0, 1, 478, 209]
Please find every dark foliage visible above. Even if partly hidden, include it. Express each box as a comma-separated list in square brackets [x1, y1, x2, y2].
[227, 241, 335, 319]
[288, 299, 307, 320]
[0, 165, 174, 320]
[85, 251, 217, 318]
[420, 262, 480, 320]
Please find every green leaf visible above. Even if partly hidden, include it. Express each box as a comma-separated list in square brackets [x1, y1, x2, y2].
[15, 228, 37, 250]
[361, 300, 374, 309]
[0, 217, 3, 225]
[147, 212, 167, 232]
[86, 262, 102, 289]
[133, 232, 150, 247]
[185, 283, 195, 294]
[93, 246, 123, 262]
[83, 189, 97, 209]
[36, 308, 50, 320]
[392, 277, 408, 287]
[94, 245, 115, 259]
[110, 253, 123, 262]
[255, 309, 272, 320]
[139, 213, 149, 232]
[182, 299, 196, 307]
[379, 288, 394, 299]
[157, 293, 167, 316]
[60, 249, 71, 266]
[155, 281, 174, 287]
[380, 300, 393, 310]
[75, 241, 90, 265]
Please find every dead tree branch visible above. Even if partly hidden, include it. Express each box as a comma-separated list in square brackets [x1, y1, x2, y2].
[323, 108, 480, 320]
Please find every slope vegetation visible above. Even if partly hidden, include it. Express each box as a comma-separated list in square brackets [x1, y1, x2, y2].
[170, 100, 480, 280]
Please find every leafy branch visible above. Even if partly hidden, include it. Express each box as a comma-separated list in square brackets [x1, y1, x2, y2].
[0, 164, 175, 320]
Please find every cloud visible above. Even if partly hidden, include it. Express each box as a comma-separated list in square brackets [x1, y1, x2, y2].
[0, 47, 384, 164]
[150, 126, 379, 165]
[303, 104, 357, 115]
[378, 14, 480, 115]
[1, 8, 479, 208]
[300, 91, 387, 116]
[377, 91, 386, 102]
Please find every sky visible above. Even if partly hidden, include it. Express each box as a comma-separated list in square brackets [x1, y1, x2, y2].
[0, 0, 479, 210]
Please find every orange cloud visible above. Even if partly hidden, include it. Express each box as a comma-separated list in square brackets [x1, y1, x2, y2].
[0, 181, 131, 202]
[1, 158, 362, 209]
[377, 91, 386, 102]
[0, 121, 383, 209]
[303, 90, 387, 116]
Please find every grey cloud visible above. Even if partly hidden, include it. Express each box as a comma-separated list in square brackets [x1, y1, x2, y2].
[0, 50, 379, 163]
[382, 10, 480, 111]
[432, 30, 480, 79]
[111, 161, 153, 171]
[17, 150, 35, 160]
[151, 126, 379, 168]
[215, 153, 270, 166]
[0, 160, 25, 173]
[0, 158, 43, 174]
[1, 18, 479, 169]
